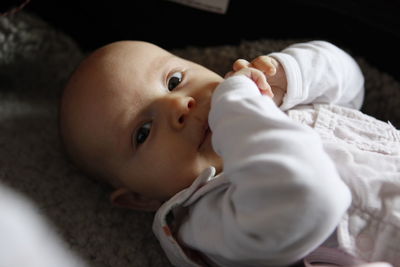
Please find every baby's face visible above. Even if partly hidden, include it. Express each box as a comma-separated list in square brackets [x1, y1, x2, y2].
[61, 41, 223, 201]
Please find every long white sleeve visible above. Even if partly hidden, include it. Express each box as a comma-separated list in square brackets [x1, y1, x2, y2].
[178, 76, 351, 266]
[270, 41, 365, 111]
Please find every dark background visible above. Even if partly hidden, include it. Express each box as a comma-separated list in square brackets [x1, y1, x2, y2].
[3, 0, 400, 80]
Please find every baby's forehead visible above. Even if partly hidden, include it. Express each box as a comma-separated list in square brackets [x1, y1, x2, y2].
[77, 42, 179, 115]
[93, 42, 181, 83]
[70, 41, 188, 118]
[98, 41, 175, 68]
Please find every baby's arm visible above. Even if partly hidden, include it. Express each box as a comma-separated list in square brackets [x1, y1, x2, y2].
[178, 75, 351, 266]
[270, 41, 365, 110]
[232, 41, 365, 110]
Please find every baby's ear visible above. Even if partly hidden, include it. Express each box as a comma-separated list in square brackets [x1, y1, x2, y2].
[110, 188, 162, 212]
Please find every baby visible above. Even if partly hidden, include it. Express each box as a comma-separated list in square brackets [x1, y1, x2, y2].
[59, 40, 400, 266]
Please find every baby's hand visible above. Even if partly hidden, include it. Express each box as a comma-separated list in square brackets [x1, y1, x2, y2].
[225, 67, 274, 98]
[234, 56, 278, 76]
[231, 56, 287, 106]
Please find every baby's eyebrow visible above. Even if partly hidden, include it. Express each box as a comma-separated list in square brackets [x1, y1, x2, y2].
[140, 54, 174, 86]
[152, 53, 175, 73]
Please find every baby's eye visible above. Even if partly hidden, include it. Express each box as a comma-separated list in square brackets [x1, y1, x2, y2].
[135, 121, 152, 146]
[168, 71, 183, 91]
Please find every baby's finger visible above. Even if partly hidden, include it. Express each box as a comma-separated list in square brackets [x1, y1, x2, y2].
[250, 68, 268, 90]
[259, 82, 274, 98]
[233, 59, 251, 71]
[249, 68, 274, 98]
[226, 68, 274, 98]
[251, 56, 277, 76]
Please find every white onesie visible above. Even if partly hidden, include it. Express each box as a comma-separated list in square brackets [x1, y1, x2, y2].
[153, 41, 400, 266]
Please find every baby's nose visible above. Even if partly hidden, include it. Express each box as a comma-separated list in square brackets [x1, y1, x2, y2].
[168, 95, 196, 130]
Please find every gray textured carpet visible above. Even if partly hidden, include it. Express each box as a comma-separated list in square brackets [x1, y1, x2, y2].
[0, 12, 399, 267]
